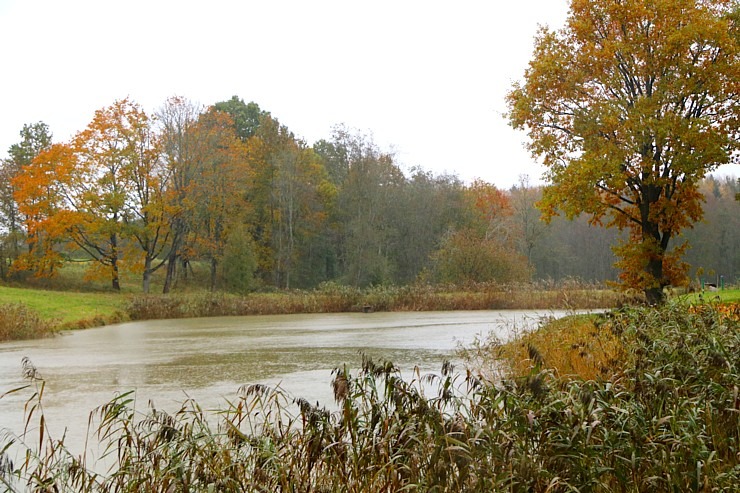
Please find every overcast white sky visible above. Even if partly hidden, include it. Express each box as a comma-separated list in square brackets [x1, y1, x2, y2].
[1, 1, 737, 188]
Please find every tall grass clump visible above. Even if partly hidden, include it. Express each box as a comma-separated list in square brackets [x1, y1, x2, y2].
[0, 303, 55, 341]
[126, 280, 626, 321]
[474, 313, 628, 381]
[3, 302, 737, 492]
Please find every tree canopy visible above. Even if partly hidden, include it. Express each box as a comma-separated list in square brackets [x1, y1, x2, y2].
[507, 0, 740, 303]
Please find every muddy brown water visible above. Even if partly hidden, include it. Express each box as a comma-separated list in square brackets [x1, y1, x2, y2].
[1, 310, 575, 457]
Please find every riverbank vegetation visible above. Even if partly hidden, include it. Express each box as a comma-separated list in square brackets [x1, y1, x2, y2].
[2, 301, 738, 491]
[0, 279, 625, 341]
[124, 280, 625, 321]
[0, 304, 54, 341]
[0, 285, 125, 334]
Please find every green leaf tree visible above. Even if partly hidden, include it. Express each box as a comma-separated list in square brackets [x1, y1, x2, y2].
[333, 128, 405, 287]
[221, 226, 258, 293]
[507, 0, 740, 304]
[213, 96, 268, 142]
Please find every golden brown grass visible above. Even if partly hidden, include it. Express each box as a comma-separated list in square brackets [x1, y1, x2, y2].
[493, 300, 738, 383]
[494, 314, 627, 381]
[0, 304, 55, 341]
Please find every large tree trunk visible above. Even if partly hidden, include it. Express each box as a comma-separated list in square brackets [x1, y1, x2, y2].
[110, 234, 121, 291]
[163, 219, 186, 294]
[163, 250, 177, 294]
[640, 217, 668, 305]
[644, 255, 665, 305]
[210, 257, 217, 292]
[142, 256, 152, 294]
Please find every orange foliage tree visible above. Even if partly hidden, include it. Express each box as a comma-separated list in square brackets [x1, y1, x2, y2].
[1, 122, 53, 278]
[508, 0, 740, 303]
[12, 143, 77, 277]
[13, 99, 161, 291]
[122, 106, 168, 293]
[67, 98, 156, 290]
[466, 178, 513, 241]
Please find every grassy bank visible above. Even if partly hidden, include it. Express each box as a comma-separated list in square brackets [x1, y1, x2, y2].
[0, 285, 126, 338]
[125, 282, 625, 321]
[2, 302, 738, 491]
[1, 281, 625, 341]
[680, 287, 740, 304]
[0, 304, 55, 341]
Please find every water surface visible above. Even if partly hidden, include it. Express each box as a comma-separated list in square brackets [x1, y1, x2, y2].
[0, 310, 562, 454]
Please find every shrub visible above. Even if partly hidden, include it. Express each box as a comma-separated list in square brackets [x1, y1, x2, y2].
[0, 303, 54, 341]
[221, 228, 259, 294]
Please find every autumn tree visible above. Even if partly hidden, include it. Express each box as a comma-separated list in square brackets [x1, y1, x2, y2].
[14, 99, 157, 290]
[12, 143, 76, 277]
[430, 179, 531, 284]
[64, 98, 159, 291]
[466, 179, 513, 241]
[242, 114, 292, 285]
[188, 108, 251, 291]
[156, 96, 202, 293]
[507, 0, 740, 303]
[122, 109, 168, 293]
[237, 113, 335, 289]
[0, 122, 52, 278]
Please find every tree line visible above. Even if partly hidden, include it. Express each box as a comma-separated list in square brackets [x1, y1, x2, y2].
[0, 96, 737, 294]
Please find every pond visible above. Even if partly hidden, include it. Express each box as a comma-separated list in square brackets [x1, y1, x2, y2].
[0, 310, 566, 456]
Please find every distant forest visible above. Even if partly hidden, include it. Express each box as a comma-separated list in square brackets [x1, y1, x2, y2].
[1, 96, 738, 293]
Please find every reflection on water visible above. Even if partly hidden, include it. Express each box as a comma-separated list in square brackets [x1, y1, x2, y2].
[0, 310, 567, 454]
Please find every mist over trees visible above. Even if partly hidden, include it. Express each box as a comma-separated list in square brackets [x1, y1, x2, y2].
[1, 96, 737, 293]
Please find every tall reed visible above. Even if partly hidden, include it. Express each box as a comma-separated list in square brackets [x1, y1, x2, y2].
[0, 303, 55, 341]
[3, 302, 737, 492]
[126, 280, 627, 321]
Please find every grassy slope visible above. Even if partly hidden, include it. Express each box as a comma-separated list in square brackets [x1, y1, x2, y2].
[0, 285, 126, 328]
[493, 295, 739, 383]
[680, 287, 740, 304]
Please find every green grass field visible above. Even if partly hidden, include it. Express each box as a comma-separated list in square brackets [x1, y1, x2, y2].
[680, 288, 740, 304]
[0, 285, 127, 327]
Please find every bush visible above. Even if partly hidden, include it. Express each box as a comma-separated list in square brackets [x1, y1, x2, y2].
[125, 281, 624, 322]
[221, 228, 259, 293]
[430, 229, 531, 284]
[0, 303, 55, 341]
